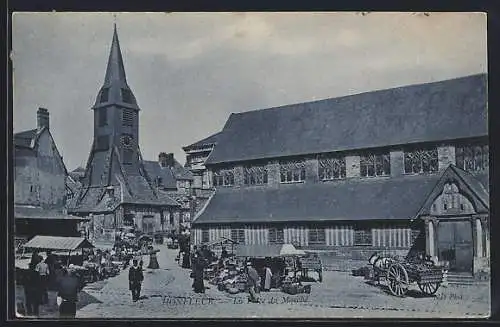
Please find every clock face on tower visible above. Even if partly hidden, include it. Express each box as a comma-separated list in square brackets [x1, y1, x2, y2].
[121, 135, 133, 149]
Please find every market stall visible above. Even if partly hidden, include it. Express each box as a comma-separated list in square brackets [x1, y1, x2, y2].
[202, 237, 237, 255]
[17, 236, 96, 288]
[206, 243, 310, 295]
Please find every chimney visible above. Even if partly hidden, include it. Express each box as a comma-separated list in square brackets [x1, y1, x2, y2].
[159, 152, 175, 168]
[37, 108, 50, 131]
[159, 152, 168, 167]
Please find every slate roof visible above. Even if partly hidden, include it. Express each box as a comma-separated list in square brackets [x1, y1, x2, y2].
[15, 205, 88, 220]
[143, 159, 194, 190]
[66, 175, 81, 194]
[143, 161, 177, 189]
[206, 74, 487, 165]
[14, 129, 37, 148]
[69, 149, 180, 214]
[183, 131, 221, 151]
[450, 167, 489, 209]
[192, 174, 442, 225]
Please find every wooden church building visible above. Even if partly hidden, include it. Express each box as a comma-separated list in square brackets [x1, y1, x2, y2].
[190, 74, 489, 275]
[68, 25, 190, 240]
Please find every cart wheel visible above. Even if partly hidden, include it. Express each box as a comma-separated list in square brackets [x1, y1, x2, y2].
[386, 263, 409, 297]
[417, 282, 440, 296]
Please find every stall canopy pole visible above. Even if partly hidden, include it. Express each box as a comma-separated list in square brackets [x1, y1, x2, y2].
[67, 250, 72, 266]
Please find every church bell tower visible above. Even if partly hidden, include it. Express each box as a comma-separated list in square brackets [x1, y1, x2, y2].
[92, 24, 141, 175]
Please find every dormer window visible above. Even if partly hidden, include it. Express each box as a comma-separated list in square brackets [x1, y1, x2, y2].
[213, 168, 235, 187]
[100, 88, 109, 103]
[360, 152, 390, 177]
[280, 159, 306, 183]
[244, 164, 268, 185]
[456, 143, 488, 172]
[403, 147, 438, 174]
[318, 155, 346, 181]
[121, 88, 133, 104]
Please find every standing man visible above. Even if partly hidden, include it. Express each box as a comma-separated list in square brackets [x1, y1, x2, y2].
[129, 259, 144, 302]
[246, 262, 260, 303]
[24, 262, 41, 316]
[35, 255, 50, 304]
[57, 269, 79, 319]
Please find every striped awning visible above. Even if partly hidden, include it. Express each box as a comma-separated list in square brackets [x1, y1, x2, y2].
[23, 235, 94, 251]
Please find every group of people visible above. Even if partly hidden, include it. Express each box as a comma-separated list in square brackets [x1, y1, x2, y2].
[22, 251, 80, 318]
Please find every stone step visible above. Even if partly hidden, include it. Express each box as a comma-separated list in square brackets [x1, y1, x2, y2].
[445, 273, 488, 285]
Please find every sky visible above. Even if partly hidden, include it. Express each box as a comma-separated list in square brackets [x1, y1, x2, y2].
[12, 12, 487, 171]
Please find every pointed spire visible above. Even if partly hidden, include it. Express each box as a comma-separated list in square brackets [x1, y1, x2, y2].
[93, 23, 139, 110]
[104, 23, 127, 85]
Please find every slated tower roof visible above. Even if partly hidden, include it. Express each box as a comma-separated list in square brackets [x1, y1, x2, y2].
[93, 24, 139, 110]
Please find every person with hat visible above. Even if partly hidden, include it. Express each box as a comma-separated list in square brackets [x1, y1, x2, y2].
[128, 259, 144, 302]
[246, 261, 260, 303]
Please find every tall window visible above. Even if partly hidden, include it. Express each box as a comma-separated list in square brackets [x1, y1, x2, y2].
[404, 147, 438, 174]
[318, 155, 346, 180]
[98, 109, 107, 127]
[308, 228, 326, 245]
[202, 229, 209, 243]
[121, 88, 134, 104]
[280, 160, 306, 183]
[244, 165, 268, 185]
[360, 152, 390, 177]
[100, 88, 109, 103]
[122, 109, 134, 127]
[231, 228, 246, 244]
[268, 228, 284, 244]
[213, 168, 234, 187]
[456, 144, 489, 172]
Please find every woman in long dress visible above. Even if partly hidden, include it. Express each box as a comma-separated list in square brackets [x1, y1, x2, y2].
[264, 266, 273, 291]
[148, 251, 159, 269]
[192, 254, 205, 293]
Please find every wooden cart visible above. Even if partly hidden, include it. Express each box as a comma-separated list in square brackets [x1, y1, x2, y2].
[366, 253, 444, 297]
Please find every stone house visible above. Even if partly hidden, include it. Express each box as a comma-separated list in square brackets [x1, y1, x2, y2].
[14, 108, 88, 239]
[143, 152, 194, 231]
[191, 74, 489, 275]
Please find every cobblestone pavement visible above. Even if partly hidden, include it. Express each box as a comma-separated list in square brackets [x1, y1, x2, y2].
[73, 245, 490, 319]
